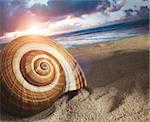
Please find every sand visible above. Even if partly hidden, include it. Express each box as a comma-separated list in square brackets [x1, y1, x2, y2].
[0, 35, 149, 122]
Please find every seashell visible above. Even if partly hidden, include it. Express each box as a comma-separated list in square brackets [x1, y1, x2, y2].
[0, 35, 87, 117]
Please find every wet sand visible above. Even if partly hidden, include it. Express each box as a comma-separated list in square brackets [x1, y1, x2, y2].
[0, 34, 149, 122]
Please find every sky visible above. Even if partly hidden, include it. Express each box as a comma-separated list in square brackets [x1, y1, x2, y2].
[0, 0, 149, 37]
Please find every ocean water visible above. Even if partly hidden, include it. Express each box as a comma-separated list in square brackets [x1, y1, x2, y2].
[0, 19, 149, 49]
[51, 19, 149, 48]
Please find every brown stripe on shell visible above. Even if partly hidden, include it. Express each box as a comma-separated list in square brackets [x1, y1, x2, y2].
[20, 50, 58, 86]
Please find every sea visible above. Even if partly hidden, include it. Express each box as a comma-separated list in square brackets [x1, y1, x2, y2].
[51, 18, 149, 48]
[0, 18, 149, 49]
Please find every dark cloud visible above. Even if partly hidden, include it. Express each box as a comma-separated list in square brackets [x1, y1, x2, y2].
[0, 0, 126, 34]
[30, 0, 108, 20]
[31, 0, 125, 19]
[124, 6, 149, 20]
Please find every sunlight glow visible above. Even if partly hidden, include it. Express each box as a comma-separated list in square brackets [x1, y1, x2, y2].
[3, 25, 51, 39]
[26, 26, 41, 35]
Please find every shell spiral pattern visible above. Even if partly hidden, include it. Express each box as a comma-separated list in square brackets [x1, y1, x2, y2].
[0, 36, 87, 116]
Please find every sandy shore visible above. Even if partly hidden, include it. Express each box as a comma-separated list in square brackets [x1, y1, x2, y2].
[0, 35, 149, 122]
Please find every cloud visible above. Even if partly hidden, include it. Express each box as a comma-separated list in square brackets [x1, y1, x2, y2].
[30, 0, 101, 20]
[0, 0, 127, 34]
[106, 0, 126, 12]
[0, 1, 37, 33]
[31, 0, 126, 19]
[124, 6, 149, 20]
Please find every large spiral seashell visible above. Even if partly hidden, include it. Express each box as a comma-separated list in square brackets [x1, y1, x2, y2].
[0, 35, 87, 116]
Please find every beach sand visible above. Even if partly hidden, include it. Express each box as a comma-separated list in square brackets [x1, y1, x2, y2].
[0, 35, 149, 122]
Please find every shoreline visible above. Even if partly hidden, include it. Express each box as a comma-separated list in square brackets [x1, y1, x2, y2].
[67, 33, 149, 49]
